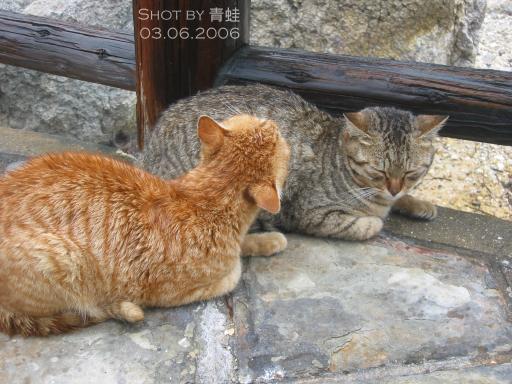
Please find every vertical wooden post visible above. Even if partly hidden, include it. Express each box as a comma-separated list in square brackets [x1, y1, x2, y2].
[133, 0, 249, 149]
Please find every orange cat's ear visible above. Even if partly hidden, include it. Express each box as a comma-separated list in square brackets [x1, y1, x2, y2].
[416, 115, 449, 137]
[197, 115, 227, 149]
[249, 183, 280, 214]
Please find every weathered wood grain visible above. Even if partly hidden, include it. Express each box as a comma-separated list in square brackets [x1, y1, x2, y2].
[133, 0, 249, 148]
[2, 6, 510, 147]
[217, 46, 512, 146]
[0, 10, 135, 90]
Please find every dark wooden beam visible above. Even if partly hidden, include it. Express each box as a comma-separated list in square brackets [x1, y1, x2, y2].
[3, 6, 510, 146]
[0, 10, 135, 90]
[133, 0, 249, 148]
[217, 46, 512, 146]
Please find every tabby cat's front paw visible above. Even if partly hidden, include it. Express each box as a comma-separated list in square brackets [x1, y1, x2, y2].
[241, 232, 288, 257]
[343, 216, 383, 241]
[392, 195, 437, 220]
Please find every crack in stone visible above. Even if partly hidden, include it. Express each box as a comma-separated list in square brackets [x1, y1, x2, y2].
[324, 327, 363, 344]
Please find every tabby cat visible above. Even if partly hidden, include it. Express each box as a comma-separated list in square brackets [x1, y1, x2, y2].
[140, 84, 447, 241]
[0, 114, 289, 336]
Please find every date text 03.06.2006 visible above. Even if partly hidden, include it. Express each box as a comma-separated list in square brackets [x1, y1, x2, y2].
[139, 27, 240, 40]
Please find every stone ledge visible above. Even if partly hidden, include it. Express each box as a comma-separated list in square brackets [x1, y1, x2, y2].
[384, 207, 512, 315]
[295, 361, 512, 383]
[384, 206, 512, 260]
[0, 125, 133, 167]
[2, 235, 511, 383]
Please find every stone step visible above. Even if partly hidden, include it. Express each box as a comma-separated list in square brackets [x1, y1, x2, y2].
[1, 234, 511, 383]
[0, 125, 135, 173]
[1, 126, 511, 383]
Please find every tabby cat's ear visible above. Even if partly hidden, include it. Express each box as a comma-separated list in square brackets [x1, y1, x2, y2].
[197, 115, 227, 149]
[343, 112, 371, 139]
[415, 115, 449, 138]
[249, 183, 280, 214]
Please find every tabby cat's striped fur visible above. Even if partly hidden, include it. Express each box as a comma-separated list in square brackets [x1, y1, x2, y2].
[141, 84, 447, 240]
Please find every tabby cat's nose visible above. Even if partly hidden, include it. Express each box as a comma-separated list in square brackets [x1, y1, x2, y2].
[386, 178, 402, 196]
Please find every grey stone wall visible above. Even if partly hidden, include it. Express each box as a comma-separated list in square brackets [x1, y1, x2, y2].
[0, 0, 136, 148]
[475, 0, 512, 70]
[251, 0, 486, 66]
[0, 0, 488, 147]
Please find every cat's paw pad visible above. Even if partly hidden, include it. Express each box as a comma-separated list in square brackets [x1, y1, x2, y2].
[242, 232, 288, 257]
[258, 232, 288, 256]
[413, 201, 437, 220]
[396, 200, 437, 220]
[353, 216, 383, 240]
[119, 301, 144, 323]
[341, 216, 383, 241]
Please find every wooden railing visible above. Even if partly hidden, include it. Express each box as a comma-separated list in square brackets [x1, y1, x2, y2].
[132, 0, 249, 147]
[0, 10, 135, 90]
[217, 46, 512, 146]
[0, 1, 511, 147]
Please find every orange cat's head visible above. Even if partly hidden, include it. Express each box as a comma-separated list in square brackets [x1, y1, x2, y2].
[197, 114, 290, 214]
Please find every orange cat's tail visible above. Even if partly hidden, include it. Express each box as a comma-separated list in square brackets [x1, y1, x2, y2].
[0, 307, 90, 337]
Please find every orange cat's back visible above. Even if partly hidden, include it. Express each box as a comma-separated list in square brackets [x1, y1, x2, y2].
[1, 152, 165, 198]
[0, 153, 171, 332]
[1, 152, 174, 235]
[0, 114, 289, 337]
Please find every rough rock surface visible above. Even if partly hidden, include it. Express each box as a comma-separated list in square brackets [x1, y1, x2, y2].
[0, 0, 136, 147]
[1, 234, 511, 383]
[413, 138, 512, 221]
[413, 0, 512, 221]
[250, 0, 486, 66]
[475, 0, 512, 71]
[233, 235, 511, 381]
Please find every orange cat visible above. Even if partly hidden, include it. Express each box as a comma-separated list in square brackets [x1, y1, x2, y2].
[0, 114, 289, 336]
